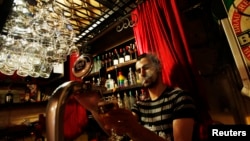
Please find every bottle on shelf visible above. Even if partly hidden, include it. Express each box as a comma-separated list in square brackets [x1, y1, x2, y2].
[113, 49, 119, 66]
[117, 93, 124, 108]
[128, 67, 136, 86]
[105, 74, 115, 90]
[123, 92, 130, 109]
[108, 52, 113, 67]
[105, 53, 109, 68]
[129, 90, 135, 108]
[91, 57, 96, 73]
[118, 48, 125, 64]
[92, 77, 96, 86]
[101, 54, 106, 69]
[117, 71, 126, 88]
[129, 43, 134, 59]
[99, 65, 107, 86]
[5, 90, 14, 104]
[124, 46, 131, 62]
[132, 43, 138, 59]
[96, 55, 102, 72]
[124, 78, 128, 87]
[97, 78, 101, 86]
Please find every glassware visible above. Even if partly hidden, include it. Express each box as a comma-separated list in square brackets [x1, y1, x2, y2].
[24, 40, 44, 78]
[0, 0, 77, 78]
[73, 85, 123, 141]
[39, 61, 53, 78]
[1, 40, 23, 75]
[97, 96, 123, 141]
[0, 48, 7, 69]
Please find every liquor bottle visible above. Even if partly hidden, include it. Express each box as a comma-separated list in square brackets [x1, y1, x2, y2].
[5, 90, 14, 104]
[113, 49, 119, 66]
[99, 65, 107, 86]
[97, 78, 100, 86]
[117, 71, 125, 87]
[133, 43, 138, 59]
[91, 57, 96, 73]
[101, 54, 105, 69]
[105, 74, 115, 90]
[92, 77, 96, 86]
[105, 53, 109, 68]
[124, 46, 131, 61]
[117, 93, 124, 108]
[108, 52, 113, 67]
[128, 67, 136, 86]
[118, 48, 125, 64]
[129, 43, 134, 59]
[123, 92, 130, 109]
[129, 90, 135, 108]
[96, 56, 101, 72]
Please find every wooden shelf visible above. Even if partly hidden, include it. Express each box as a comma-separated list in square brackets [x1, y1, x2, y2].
[107, 59, 137, 72]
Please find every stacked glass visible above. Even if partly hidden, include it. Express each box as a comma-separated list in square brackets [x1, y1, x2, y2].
[0, 0, 77, 78]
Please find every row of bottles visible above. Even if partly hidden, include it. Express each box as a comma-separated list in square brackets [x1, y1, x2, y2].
[91, 66, 138, 91]
[112, 43, 138, 66]
[91, 42, 138, 73]
[102, 67, 138, 90]
[107, 88, 148, 110]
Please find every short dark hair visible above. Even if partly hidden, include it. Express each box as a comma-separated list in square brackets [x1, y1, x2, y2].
[137, 53, 161, 71]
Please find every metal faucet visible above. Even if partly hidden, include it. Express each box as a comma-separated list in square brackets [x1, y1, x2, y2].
[46, 54, 95, 141]
[46, 81, 83, 141]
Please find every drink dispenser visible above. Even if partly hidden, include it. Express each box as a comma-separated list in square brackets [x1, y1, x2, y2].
[46, 54, 101, 141]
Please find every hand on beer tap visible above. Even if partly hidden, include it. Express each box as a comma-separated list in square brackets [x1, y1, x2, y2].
[73, 82, 107, 113]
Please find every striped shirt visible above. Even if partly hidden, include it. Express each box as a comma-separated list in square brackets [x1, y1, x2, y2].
[131, 87, 197, 141]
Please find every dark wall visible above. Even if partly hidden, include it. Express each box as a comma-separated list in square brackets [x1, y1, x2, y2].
[0, 0, 13, 33]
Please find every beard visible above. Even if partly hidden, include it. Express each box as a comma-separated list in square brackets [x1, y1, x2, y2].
[141, 75, 158, 88]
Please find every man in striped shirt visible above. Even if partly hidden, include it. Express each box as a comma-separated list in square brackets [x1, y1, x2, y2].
[75, 53, 197, 141]
[103, 53, 197, 141]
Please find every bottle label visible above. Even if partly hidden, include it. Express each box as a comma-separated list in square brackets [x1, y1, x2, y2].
[119, 58, 124, 64]
[113, 59, 119, 65]
[125, 55, 131, 61]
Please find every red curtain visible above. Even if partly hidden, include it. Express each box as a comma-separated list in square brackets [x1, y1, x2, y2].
[132, 0, 208, 110]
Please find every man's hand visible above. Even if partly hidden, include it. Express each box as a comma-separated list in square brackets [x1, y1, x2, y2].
[73, 84, 106, 112]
